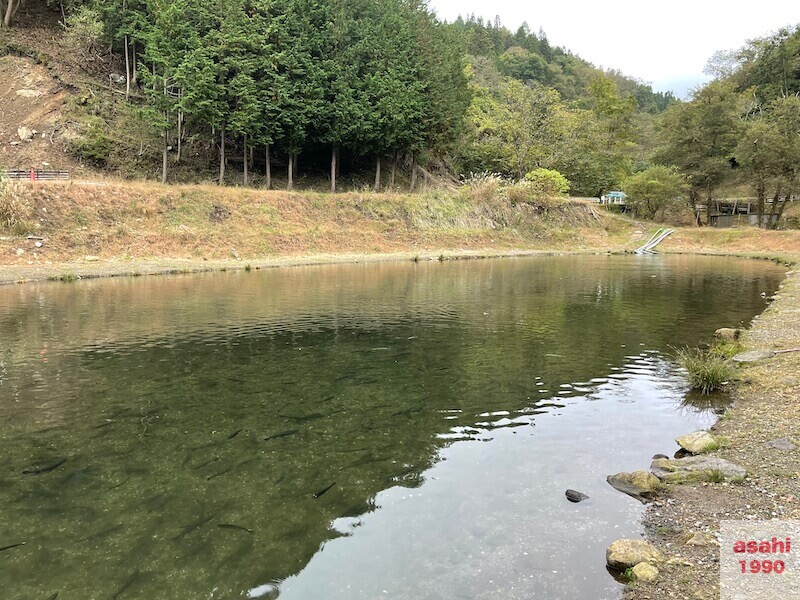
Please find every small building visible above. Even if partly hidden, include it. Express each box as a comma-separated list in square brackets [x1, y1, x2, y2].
[600, 191, 627, 206]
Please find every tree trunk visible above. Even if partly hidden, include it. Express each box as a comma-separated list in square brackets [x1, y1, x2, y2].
[219, 127, 226, 185]
[265, 144, 271, 189]
[287, 152, 293, 191]
[330, 144, 338, 193]
[176, 109, 182, 163]
[409, 155, 417, 192]
[756, 182, 766, 228]
[132, 43, 138, 86]
[161, 75, 168, 183]
[162, 127, 168, 184]
[4, 0, 16, 28]
[124, 35, 131, 101]
[243, 134, 248, 186]
[374, 156, 381, 192]
[390, 150, 397, 188]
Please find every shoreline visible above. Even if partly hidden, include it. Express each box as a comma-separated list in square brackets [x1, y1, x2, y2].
[0, 248, 622, 286]
[1, 244, 796, 287]
[623, 267, 800, 599]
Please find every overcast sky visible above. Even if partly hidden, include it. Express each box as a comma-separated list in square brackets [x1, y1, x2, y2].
[428, 0, 799, 98]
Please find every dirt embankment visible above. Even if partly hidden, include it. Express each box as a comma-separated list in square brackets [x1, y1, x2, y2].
[2, 179, 800, 285]
[0, 180, 638, 283]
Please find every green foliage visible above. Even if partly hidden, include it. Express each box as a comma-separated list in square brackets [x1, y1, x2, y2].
[524, 168, 570, 196]
[64, 5, 106, 60]
[709, 340, 743, 360]
[676, 347, 736, 395]
[622, 166, 687, 221]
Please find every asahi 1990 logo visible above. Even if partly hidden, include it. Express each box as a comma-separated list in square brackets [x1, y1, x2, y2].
[721, 521, 800, 599]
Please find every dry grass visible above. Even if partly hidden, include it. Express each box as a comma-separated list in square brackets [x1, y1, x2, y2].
[0, 180, 632, 268]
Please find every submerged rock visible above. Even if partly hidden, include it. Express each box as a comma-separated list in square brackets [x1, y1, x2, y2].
[607, 471, 661, 501]
[606, 539, 663, 571]
[565, 489, 589, 503]
[676, 431, 718, 455]
[714, 327, 740, 340]
[631, 562, 659, 582]
[650, 455, 747, 483]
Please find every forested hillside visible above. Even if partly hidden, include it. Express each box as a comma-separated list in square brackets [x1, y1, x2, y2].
[641, 25, 800, 227]
[1, 0, 674, 196]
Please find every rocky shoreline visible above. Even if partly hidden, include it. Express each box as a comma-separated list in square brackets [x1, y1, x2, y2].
[606, 268, 800, 599]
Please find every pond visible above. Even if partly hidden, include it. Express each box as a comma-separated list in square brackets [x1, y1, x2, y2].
[0, 255, 786, 599]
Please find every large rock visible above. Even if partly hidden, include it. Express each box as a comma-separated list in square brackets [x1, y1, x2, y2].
[651, 455, 747, 483]
[676, 431, 719, 455]
[731, 349, 775, 362]
[607, 471, 661, 501]
[714, 327, 740, 340]
[631, 562, 659, 582]
[606, 539, 663, 571]
[766, 438, 796, 451]
[17, 126, 34, 141]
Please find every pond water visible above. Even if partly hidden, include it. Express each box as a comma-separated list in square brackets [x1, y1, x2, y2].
[0, 255, 785, 599]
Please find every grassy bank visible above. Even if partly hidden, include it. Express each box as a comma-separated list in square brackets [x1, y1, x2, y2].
[0, 180, 634, 283]
[2, 180, 800, 286]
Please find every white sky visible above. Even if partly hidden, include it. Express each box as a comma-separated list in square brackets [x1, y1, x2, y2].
[428, 0, 800, 98]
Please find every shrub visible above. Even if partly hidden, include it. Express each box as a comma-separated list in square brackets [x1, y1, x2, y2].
[0, 176, 34, 233]
[506, 179, 567, 210]
[523, 168, 570, 196]
[676, 347, 736, 395]
[64, 6, 106, 61]
[621, 166, 688, 221]
[461, 171, 504, 203]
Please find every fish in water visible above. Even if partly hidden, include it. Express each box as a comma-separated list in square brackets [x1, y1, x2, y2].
[565, 489, 589, 503]
[112, 569, 140, 599]
[312, 482, 336, 499]
[47, 594, 59, 600]
[0, 541, 26, 553]
[264, 429, 299, 442]
[173, 515, 215, 540]
[22, 458, 67, 475]
[217, 524, 254, 534]
[226, 429, 242, 440]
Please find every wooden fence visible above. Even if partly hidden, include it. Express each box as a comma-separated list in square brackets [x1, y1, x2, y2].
[3, 169, 70, 181]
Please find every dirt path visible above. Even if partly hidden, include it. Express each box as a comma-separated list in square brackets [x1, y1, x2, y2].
[624, 266, 800, 600]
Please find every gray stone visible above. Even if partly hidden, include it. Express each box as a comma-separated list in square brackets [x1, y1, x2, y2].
[631, 562, 659, 582]
[781, 376, 799, 387]
[686, 532, 708, 546]
[109, 73, 126, 84]
[565, 489, 589, 503]
[607, 471, 661, 501]
[606, 539, 663, 571]
[714, 327, 740, 340]
[650, 455, 747, 483]
[731, 349, 775, 362]
[676, 431, 718, 454]
[766, 438, 796, 451]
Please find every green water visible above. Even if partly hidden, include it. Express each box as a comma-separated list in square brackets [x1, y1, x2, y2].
[0, 255, 785, 599]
